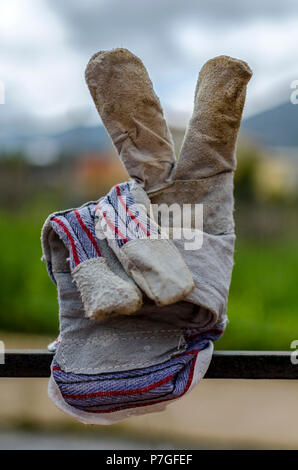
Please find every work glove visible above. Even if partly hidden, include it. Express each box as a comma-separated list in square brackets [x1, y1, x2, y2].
[85, 48, 252, 328]
[43, 211, 216, 424]
[42, 49, 251, 424]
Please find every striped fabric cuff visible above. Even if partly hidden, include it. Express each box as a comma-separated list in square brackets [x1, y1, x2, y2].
[95, 182, 160, 251]
[52, 325, 224, 415]
[50, 203, 101, 271]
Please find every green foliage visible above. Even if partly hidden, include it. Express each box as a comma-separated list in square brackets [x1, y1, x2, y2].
[234, 143, 260, 201]
[0, 210, 58, 335]
[0, 207, 297, 350]
[217, 239, 298, 350]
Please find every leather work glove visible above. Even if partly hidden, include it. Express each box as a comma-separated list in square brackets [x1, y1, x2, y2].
[85, 48, 252, 329]
[43, 208, 217, 425]
[42, 49, 251, 425]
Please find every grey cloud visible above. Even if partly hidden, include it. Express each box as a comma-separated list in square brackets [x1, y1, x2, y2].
[46, 0, 298, 84]
[2, 0, 297, 139]
[48, 0, 298, 53]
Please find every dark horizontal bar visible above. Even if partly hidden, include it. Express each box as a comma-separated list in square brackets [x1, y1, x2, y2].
[0, 350, 297, 379]
[0, 350, 52, 378]
[206, 351, 298, 379]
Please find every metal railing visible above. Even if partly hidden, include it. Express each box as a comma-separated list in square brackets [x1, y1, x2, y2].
[0, 350, 297, 379]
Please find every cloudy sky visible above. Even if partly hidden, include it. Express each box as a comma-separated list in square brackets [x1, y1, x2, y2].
[1, 0, 298, 136]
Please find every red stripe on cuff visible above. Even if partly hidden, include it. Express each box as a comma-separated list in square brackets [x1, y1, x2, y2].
[52, 217, 80, 266]
[74, 210, 101, 257]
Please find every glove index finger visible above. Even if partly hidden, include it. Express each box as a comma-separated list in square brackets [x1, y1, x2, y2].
[85, 48, 176, 192]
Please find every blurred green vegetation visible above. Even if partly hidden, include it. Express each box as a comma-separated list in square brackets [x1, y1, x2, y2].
[217, 238, 298, 350]
[0, 203, 297, 349]
[0, 142, 297, 350]
[0, 208, 58, 335]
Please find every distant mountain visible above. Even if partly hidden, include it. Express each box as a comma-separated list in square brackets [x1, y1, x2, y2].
[0, 125, 112, 157]
[51, 125, 111, 153]
[1, 100, 298, 160]
[242, 101, 298, 149]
